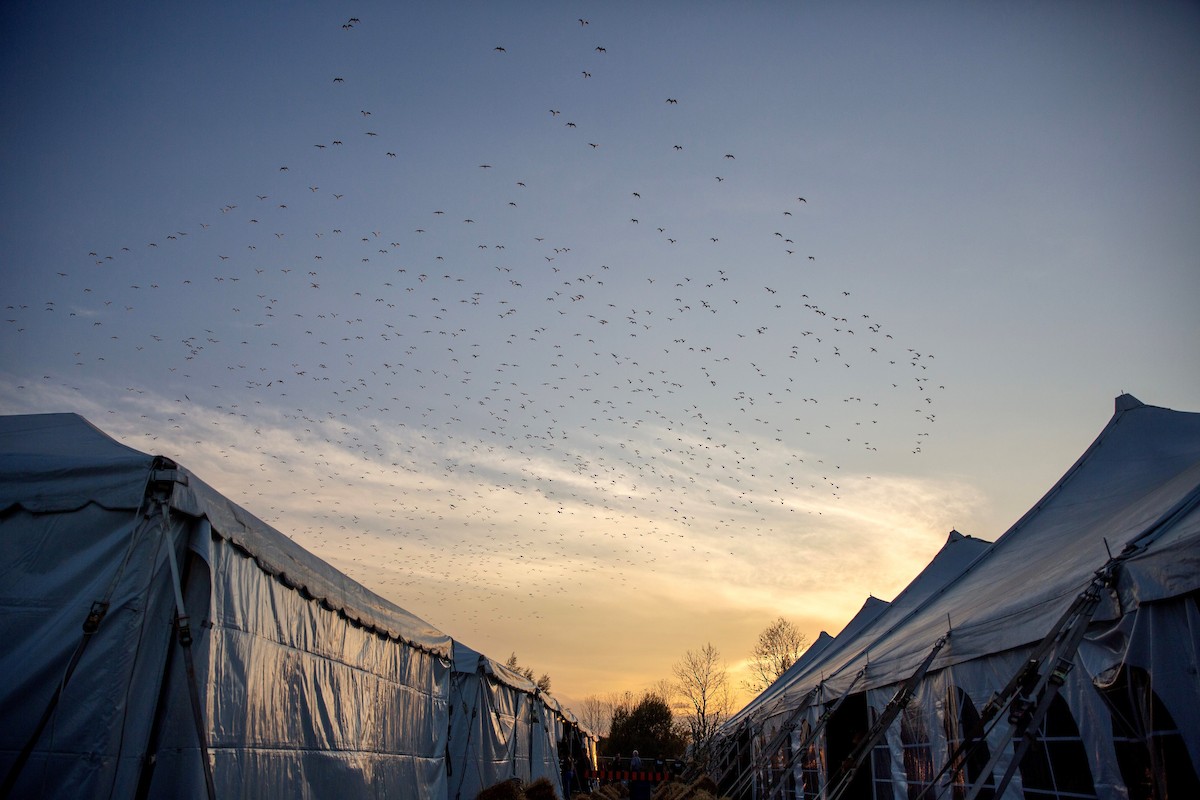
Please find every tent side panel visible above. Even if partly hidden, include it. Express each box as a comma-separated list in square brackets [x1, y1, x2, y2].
[0, 503, 177, 797]
[529, 701, 563, 794]
[458, 675, 526, 798]
[149, 534, 449, 799]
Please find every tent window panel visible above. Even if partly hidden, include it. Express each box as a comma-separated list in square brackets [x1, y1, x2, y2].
[1015, 694, 1097, 800]
[1098, 663, 1200, 800]
[764, 722, 794, 800]
[871, 733, 893, 800]
[943, 687, 995, 800]
[797, 720, 821, 800]
[866, 705, 895, 800]
[900, 704, 934, 800]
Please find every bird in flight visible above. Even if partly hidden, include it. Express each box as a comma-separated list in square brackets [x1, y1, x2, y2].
[494, 46, 506, 53]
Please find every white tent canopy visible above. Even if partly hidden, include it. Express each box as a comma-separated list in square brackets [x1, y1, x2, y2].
[726, 529, 992, 734]
[0, 413, 593, 798]
[448, 641, 573, 800]
[716, 394, 1200, 799]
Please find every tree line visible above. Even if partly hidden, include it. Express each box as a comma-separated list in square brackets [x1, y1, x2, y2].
[543, 616, 808, 770]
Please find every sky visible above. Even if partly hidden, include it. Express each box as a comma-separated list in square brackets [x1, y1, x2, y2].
[2, 2, 1198, 715]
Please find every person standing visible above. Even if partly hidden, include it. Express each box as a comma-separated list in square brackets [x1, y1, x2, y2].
[629, 750, 651, 800]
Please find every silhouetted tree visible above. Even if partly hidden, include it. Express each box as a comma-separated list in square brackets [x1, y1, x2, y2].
[604, 692, 687, 760]
[505, 652, 551, 692]
[674, 643, 732, 772]
[578, 694, 611, 738]
[744, 617, 808, 694]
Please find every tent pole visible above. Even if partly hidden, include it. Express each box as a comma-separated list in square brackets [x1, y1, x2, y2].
[949, 563, 1116, 800]
[727, 669, 865, 800]
[967, 566, 1114, 800]
[912, 584, 1098, 800]
[824, 634, 949, 800]
[156, 501, 217, 800]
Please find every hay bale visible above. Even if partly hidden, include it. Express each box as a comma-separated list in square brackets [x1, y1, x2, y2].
[650, 782, 685, 800]
[476, 777, 525, 800]
[525, 776, 560, 800]
[650, 774, 723, 800]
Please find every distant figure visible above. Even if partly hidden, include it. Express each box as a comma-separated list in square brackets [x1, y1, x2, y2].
[629, 750, 651, 800]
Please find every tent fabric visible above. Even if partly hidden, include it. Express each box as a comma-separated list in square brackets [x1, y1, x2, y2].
[170, 465, 451, 656]
[728, 529, 991, 734]
[0, 412, 153, 513]
[447, 641, 574, 800]
[826, 394, 1200, 696]
[0, 413, 447, 798]
[0, 498, 182, 796]
[717, 395, 1200, 799]
[0, 411, 594, 799]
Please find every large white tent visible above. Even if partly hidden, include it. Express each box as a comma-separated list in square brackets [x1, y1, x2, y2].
[0, 413, 592, 799]
[449, 641, 594, 800]
[714, 394, 1200, 800]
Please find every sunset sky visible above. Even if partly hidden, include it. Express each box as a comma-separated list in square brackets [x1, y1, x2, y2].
[2, 2, 1198, 714]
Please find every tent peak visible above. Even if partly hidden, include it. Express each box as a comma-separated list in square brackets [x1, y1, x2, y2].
[946, 529, 989, 546]
[1115, 393, 1143, 412]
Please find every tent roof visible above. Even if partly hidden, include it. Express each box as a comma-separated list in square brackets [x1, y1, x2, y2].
[451, 640, 593, 734]
[0, 412, 452, 657]
[0, 412, 154, 512]
[728, 529, 990, 728]
[452, 640, 539, 694]
[805, 394, 1200, 696]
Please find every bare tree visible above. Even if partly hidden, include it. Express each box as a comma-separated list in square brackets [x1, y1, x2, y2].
[649, 677, 679, 708]
[577, 694, 611, 738]
[673, 643, 732, 771]
[606, 689, 637, 719]
[744, 617, 808, 694]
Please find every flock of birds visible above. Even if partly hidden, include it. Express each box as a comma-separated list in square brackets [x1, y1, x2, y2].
[8, 12, 945, 637]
